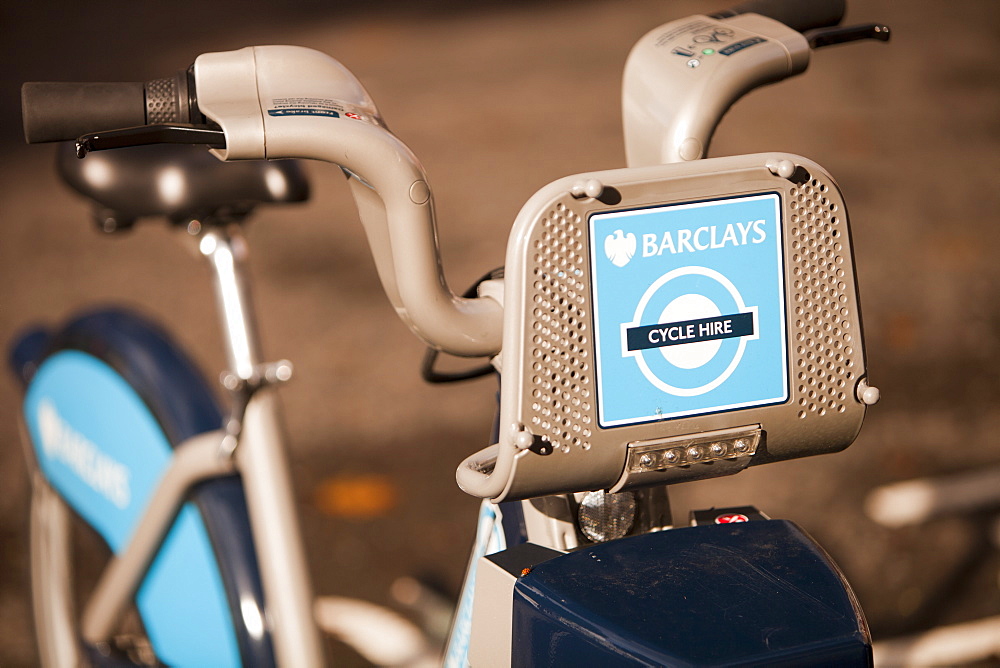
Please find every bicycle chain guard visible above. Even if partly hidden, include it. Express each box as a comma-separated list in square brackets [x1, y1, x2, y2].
[459, 153, 875, 501]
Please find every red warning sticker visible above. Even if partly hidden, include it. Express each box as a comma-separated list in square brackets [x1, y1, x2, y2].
[715, 513, 750, 524]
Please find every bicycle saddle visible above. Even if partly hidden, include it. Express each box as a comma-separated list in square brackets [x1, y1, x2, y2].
[56, 141, 309, 227]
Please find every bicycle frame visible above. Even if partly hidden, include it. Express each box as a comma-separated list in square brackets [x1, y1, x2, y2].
[26, 225, 324, 666]
[14, 3, 893, 665]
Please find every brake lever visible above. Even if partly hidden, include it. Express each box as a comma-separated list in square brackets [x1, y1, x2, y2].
[76, 124, 226, 158]
[805, 23, 891, 49]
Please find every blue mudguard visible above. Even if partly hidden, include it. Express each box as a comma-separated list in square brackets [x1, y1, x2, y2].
[511, 520, 871, 667]
[10, 308, 275, 667]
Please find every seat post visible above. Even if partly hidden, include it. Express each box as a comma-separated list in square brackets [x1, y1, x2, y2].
[198, 225, 263, 381]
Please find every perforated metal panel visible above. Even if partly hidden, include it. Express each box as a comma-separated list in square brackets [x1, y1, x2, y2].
[788, 178, 860, 419]
[527, 203, 595, 453]
[461, 154, 873, 502]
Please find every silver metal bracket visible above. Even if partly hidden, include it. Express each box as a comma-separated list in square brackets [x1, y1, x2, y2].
[218, 360, 294, 457]
[220, 359, 294, 394]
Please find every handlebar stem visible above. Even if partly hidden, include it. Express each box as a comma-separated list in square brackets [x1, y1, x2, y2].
[194, 46, 503, 356]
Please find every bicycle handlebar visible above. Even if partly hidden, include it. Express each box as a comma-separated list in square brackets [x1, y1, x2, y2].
[21, 3, 885, 357]
[20, 1, 847, 143]
[710, 0, 845, 33]
[192, 46, 504, 356]
[20, 47, 504, 357]
[22, 72, 198, 144]
[621, 0, 887, 167]
[22, 82, 144, 144]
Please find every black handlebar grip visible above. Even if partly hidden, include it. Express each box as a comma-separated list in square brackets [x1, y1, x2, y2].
[22, 72, 195, 144]
[712, 0, 846, 32]
[22, 82, 146, 144]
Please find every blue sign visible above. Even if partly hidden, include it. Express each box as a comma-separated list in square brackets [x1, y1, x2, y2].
[589, 193, 788, 427]
[267, 108, 340, 117]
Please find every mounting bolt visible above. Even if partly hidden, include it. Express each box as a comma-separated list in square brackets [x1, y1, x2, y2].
[220, 372, 243, 392]
[856, 379, 881, 406]
[766, 159, 797, 180]
[514, 427, 535, 450]
[570, 179, 604, 200]
[263, 360, 294, 384]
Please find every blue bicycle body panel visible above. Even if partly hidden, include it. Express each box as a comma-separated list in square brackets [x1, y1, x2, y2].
[11, 309, 274, 667]
[511, 520, 871, 667]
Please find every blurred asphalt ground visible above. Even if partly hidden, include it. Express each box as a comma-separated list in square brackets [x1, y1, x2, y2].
[1, 0, 999, 665]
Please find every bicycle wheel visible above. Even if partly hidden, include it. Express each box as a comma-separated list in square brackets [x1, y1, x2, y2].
[11, 308, 275, 667]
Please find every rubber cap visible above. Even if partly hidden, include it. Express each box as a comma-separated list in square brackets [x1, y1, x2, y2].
[22, 81, 146, 144]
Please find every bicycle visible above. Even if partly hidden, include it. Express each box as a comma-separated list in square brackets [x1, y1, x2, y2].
[13, 0, 890, 665]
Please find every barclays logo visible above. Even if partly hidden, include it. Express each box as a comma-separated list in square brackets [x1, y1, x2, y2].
[37, 399, 131, 509]
[604, 229, 637, 267]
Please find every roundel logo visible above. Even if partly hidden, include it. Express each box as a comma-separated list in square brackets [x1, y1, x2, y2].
[604, 230, 637, 267]
[621, 266, 758, 397]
